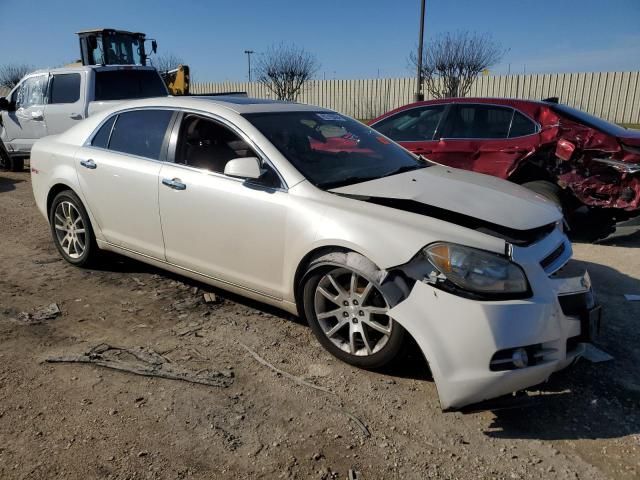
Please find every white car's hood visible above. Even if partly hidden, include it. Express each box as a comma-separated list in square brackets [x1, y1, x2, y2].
[330, 165, 561, 231]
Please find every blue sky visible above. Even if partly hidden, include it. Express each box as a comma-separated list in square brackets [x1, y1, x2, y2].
[1, 0, 638, 81]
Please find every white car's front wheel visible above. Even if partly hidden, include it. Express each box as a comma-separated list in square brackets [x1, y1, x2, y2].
[303, 256, 405, 369]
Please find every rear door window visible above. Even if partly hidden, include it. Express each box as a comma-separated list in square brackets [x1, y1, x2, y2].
[91, 116, 116, 148]
[49, 73, 81, 104]
[373, 105, 446, 141]
[508, 111, 537, 137]
[443, 104, 513, 139]
[107, 110, 173, 160]
[94, 70, 167, 101]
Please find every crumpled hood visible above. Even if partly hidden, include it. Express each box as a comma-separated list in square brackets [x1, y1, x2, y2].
[330, 165, 562, 231]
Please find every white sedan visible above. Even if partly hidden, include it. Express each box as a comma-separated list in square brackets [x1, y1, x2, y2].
[30, 96, 601, 409]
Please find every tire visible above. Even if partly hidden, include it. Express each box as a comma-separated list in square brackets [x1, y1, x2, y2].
[0, 140, 11, 170]
[522, 180, 563, 210]
[302, 253, 405, 369]
[9, 157, 24, 172]
[49, 190, 99, 267]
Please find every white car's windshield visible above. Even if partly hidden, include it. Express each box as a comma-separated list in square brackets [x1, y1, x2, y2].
[244, 111, 429, 189]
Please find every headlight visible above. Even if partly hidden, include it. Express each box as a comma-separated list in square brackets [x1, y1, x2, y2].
[424, 243, 529, 295]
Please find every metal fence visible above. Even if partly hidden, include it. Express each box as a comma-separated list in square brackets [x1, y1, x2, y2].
[192, 71, 640, 124]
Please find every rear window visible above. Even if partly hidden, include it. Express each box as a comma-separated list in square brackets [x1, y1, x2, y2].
[107, 110, 173, 160]
[551, 103, 630, 137]
[94, 70, 167, 101]
[50, 73, 81, 104]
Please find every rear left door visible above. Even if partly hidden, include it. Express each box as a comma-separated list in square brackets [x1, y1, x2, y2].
[75, 109, 175, 259]
[43, 72, 86, 135]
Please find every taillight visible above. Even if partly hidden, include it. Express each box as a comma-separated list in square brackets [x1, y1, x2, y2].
[555, 139, 576, 161]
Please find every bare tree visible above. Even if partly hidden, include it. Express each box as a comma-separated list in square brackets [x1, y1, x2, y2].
[255, 43, 319, 101]
[0, 64, 33, 89]
[153, 53, 185, 73]
[409, 32, 505, 98]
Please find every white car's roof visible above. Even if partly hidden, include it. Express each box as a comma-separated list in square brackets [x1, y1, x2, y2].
[107, 95, 332, 115]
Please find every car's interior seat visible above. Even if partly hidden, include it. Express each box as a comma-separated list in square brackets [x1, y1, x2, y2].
[181, 117, 239, 173]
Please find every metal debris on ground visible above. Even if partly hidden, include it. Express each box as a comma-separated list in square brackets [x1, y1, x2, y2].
[203, 292, 218, 304]
[624, 294, 640, 301]
[582, 344, 614, 363]
[45, 343, 234, 387]
[15, 303, 61, 324]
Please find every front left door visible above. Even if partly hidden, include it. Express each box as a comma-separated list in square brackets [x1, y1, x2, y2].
[75, 109, 175, 259]
[158, 113, 288, 299]
[2, 74, 48, 154]
[372, 104, 447, 157]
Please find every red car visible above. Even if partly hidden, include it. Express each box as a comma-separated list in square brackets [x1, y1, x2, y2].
[370, 98, 640, 227]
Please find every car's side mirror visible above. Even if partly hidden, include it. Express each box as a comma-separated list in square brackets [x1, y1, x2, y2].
[224, 157, 264, 180]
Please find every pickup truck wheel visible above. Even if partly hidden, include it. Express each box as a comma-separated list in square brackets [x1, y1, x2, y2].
[522, 180, 563, 211]
[8, 157, 24, 172]
[0, 140, 12, 170]
[49, 190, 99, 267]
[303, 257, 405, 369]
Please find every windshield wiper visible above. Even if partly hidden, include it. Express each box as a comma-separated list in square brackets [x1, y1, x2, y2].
[383, 163, 428, 178]
[320, 176, 375, 190]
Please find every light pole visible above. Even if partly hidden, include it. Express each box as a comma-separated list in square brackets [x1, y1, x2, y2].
[244, 50, 254, 82]
[414, 0, 426, 102]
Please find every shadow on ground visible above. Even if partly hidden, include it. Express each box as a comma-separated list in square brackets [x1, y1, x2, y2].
[84, 242, 640, 441]
[483, 258, 640, 441]
[0, 175, 25, 193]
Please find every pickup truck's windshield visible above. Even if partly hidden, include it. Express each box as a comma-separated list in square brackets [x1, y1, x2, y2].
[244, 111, 428, 189]
[94, 70, 167, 101]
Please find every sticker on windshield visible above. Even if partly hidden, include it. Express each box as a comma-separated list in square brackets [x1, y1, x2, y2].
[316, 113, 346, 122]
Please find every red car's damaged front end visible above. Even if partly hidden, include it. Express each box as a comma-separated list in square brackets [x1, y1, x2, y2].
[547, 104, 640, 212]
[370, 98, 640, 221]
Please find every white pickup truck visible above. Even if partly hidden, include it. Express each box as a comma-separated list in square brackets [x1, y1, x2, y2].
[0, 65, 168, 171]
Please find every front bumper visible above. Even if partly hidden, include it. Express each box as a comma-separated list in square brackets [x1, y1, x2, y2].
[387, 229, 599, 410]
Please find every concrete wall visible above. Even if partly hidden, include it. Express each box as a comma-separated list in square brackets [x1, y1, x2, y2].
[191, 71, 640, 124]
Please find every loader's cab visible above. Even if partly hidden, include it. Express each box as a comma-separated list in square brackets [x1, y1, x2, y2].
[77, 29, 157, 66]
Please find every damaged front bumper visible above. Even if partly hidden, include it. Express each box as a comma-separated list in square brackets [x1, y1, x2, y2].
[386, 229, 599, 410]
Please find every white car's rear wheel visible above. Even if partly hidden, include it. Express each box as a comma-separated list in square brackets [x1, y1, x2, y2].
[303, 259, 405, 369]
[49, 190, 98, 267]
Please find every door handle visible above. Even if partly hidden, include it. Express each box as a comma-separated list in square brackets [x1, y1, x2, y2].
[80, 159, 97, 169]
[162, 178, 186, 190]
[31, 111, 43, 120]
[69, 113, 83, 120]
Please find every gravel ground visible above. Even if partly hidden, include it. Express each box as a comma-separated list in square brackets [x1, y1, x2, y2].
[1, 170, 639, 480]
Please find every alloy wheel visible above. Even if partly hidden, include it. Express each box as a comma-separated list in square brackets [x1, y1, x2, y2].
[53, 201, 86, 259]
[313, 268, 393, 356]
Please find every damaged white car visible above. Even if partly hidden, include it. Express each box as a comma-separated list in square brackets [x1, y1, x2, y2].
[30, 96, 601, 409]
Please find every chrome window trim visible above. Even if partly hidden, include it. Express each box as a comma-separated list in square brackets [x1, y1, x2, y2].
[438, 103, 541, 141]
[373, 102, 541, 142]
[83, 105, 289, 192]
[370, 104, 449, 143]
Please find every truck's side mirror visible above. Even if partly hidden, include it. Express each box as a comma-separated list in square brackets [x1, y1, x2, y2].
[151, 40, 157, 54]
[0, 97, 13, 112]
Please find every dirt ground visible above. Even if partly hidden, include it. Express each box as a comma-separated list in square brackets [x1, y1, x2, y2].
[1, 171, 639, 480]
